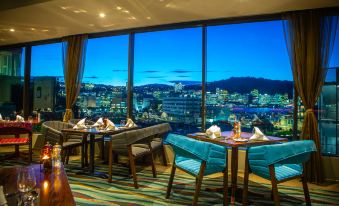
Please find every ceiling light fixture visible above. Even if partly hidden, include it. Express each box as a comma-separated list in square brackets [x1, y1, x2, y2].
[116, 6, 122, 10]
[9, 28, 15, 32]
[146, 17, 151, 20]
[123, 10, 129, 13]
[31, 28, 36, 31]
[99, 13, 106, 18]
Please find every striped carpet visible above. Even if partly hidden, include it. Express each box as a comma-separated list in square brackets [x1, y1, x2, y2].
[1, 154, 339, 206]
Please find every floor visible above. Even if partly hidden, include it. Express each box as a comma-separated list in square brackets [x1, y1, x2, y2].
[1, 145, 339, 205]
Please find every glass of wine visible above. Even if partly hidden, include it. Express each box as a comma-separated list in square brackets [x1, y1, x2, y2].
[17, 167, 37, 205]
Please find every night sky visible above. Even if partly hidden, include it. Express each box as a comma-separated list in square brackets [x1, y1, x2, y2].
[31, 20, 339, 86]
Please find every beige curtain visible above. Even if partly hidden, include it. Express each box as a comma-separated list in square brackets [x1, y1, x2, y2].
[283, 11, 338, 184]
[62, 34, 88, 122]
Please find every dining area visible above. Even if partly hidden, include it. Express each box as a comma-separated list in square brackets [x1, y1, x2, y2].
[0, 116, 336, 206]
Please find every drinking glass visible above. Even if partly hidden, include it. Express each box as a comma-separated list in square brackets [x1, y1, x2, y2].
[17, 167, 37, 205]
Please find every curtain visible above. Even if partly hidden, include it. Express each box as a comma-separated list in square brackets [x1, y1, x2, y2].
[283, 11, 338, 184]
[62, 34, 88, 122]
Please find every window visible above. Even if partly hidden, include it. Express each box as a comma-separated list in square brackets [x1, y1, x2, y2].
[76, 35, 128, 122]
[206, 21, 294, 137]
[134, 28, 202, 134]
[31, 43, 64, 120]
[0, 48, 25, 119]
[319, 21, 339, 156]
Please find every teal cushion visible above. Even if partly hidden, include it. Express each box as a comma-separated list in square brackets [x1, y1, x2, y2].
[248, 140, 315, 181]
[165, 133, 226, 176]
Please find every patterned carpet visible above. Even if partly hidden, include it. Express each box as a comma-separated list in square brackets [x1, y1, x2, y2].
[1, 153, 339, 206]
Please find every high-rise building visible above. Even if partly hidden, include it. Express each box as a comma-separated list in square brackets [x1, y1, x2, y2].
[174, 82, 184, 93]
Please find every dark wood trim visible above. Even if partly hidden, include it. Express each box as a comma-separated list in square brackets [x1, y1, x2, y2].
[269, 165, 280, 206]
[193, 161, 206, 206]
[127, 33, 135, 119]
[230, 147, 239, 204]
[166, 163, 176, 199]
[23, 46, 31, 119]
[201, 25, 207, 132]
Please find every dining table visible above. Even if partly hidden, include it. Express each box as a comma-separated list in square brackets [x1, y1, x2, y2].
[187, 131, 288, 204]
[61, 126, 139, 178]
[0, 164, 75, 206]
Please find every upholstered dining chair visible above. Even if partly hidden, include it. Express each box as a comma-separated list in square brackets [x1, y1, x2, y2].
[42, 121, 86, 165]
[164, 133, 228, 206]
[242, 140, 316, 206]
[109, 128, 157, 189]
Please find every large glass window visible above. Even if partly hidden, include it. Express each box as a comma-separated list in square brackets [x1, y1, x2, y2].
[31, 43, 64, 120]
[206, 21, 294, 137]
[76, 35, 128, 122]
[319, 21, 339, 156]
[0, 48, 25, 119]
[134, 28, 202, 134]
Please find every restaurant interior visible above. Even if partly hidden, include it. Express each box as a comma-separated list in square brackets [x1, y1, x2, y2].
[0, 0, 339, 205]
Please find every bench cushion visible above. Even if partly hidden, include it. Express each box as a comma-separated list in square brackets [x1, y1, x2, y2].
[0, 138, 29, 145]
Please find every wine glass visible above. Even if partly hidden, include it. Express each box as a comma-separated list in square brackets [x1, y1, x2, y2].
[17, 167, 37, 205]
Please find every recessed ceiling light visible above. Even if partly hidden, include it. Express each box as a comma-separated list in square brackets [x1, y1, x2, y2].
[99, 13, 106, 18]
[116, 6, 122, 10]
[9, 28, 15, 32]
[74, 9, 87, 13]
[123, 10, 129, 13]
[31, 28, 36, 31]
[128, 16, 136, 20]
[41, 29, 49, 32]
[88, 24, 95, 27]
[146, 17, 151, 20]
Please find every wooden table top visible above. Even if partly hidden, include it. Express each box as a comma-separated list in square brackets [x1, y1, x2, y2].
[62, 126, 139, 135]
[0, 164, 75, 206]
[187, 131, 288, 148]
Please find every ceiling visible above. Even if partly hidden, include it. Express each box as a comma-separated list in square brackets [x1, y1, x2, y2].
[0, 0, 338, 46]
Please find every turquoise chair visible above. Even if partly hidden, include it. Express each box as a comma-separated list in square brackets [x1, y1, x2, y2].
[242, 140, 316, 206]
[164, 133, 228, 206]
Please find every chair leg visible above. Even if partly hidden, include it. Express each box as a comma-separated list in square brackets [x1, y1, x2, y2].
[242, 150, 249, 205]
[166, 164, 176, 199]
[128, 146, 138, 189]
[101, 139, 105, 160]
[28, 141, 32, 164]
[301, 173, 311, 205]
[84, 141, 88, 166]
[161, 145, 168, 166]
[224, 161, 228, 206]
[150, 152, 157, 178]
[65, 148, 70, 165]
[193, 161, 206, 206]
[269, 165, 280, 206]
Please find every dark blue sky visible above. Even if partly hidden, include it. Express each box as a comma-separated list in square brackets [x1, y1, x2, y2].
[31, 20, 339, 86]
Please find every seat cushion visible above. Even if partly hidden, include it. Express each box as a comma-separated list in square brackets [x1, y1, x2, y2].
[133, 140, 162, 150]
[175, 156, 225, 176]
[132, 146, 150, 157]
[0, 138, 29, 145]
[275, 164, 303, 181]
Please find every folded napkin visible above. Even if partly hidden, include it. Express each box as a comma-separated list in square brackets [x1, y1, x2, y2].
[93, 117, 104, 127]
[205, 125, 221, 139]
[105, 119, 117, 131]
[15, 115, 24, 122]
[0, 186, 7, 206]
[249, 127, 269, 141]
[73, 118, 87, 129]
[125, 118, 137, 128]
[0, 113, 2, 120]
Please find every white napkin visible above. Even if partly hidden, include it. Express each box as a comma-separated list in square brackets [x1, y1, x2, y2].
[125, 118, 137, 128]
[0, 114, 2, 120]
[205, 125, 221, 139]
[73, 118, 87, 129]
[15, 115, 24, 122]
[93, 117, 104, 127]
[249, 127, 269, 141]
[105, 119, 117, 131]
[0, 186, 7, 206]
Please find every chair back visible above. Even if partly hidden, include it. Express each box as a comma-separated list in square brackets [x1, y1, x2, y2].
[165, 133, 226, 165]
[42, 121, 71, 131]
[248, 140, 316, 167]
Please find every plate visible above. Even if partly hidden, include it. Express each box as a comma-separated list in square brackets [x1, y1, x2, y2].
[234, 138, 249, 142]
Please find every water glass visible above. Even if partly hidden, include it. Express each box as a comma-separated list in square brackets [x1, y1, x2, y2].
[17, 167, 36, 193]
